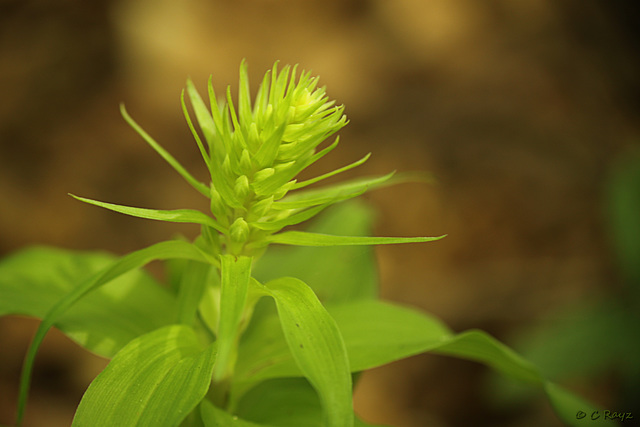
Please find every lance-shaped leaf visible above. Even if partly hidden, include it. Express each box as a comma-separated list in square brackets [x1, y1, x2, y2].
[186, 79, 217, 150]
[263, 231, 446, 247]
[15, 239, 215, 425]
[70, 194, 227, 234]
[291, 153, 371, 190]
[120, 104, 210, 198]
[283, 172, 394, 205]
[213, 255, 253, 382]
[0, 246, 177, 358]
[262, 277, 353, 427]
[181, 89, 211, 171]
[72, 325, 217, 427]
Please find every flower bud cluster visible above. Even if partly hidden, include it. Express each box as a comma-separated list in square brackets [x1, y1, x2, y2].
[186, 61, 348, 255]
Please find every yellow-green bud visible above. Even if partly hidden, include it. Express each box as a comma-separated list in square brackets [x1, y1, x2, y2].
[210, 187, 229, 226]
[250, 195, 274, 219]
[228, 217, 250, 254]
[240, 149, 253, 175]
[273, 180, 296, 200]
[253, 167, 275, 183]
[234, 175, 250, 201]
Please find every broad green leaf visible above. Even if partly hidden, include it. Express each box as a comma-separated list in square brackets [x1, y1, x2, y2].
[73, 325, 217, 427]
[214, 255, 252, 382]
[234, 378, 389, 427]
[200, 400, 267, 427]
[0, 246, 176, 357]
[120, 104, 210, 198]
[263, 277, 353, 427]
[265, 231, 446, 247]
[253, 201, 378, 303]
[70, 194, 226, 234]
[16, 240, 215, 425]
[235, 298, 613, 427]
[234, 300, 451, 386]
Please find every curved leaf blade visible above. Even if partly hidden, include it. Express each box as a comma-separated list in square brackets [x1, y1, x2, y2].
[72, 325, 217, 427]
[0, 246, 177, 358]
[263, 277, 353, 427]
[16, 239, 216, 425]
[70, 194, 226, 233]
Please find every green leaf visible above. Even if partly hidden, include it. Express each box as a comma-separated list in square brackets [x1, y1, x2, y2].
[234, 300, 450, 386]
[70, 194, 227, 234]
[235, 378, 322, 427]
[235, 298, 613, 427]
[214, 255, 253, 382]
[0, 246, 177, 357]
[176, 260, 213, 326]
[73, 325, 217, 427]
[186, 79, 218, 152]
[16, 240, 215, 425]
[181, 89, 211, 170]
[253, 201, 379, 303]
[120, 104, 210, 198]
[234, 378, 390, 427]
[283, 172, 394, 205]
[264, 231, 446, 247]
[262, 277, 353, 427]
[291, 153, 371, 190]
[200, 400, 267, 427]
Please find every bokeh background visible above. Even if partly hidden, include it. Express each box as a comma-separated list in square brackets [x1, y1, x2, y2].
[1, 1, 639, 426]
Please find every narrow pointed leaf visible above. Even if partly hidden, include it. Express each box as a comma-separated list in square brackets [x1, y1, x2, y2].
[264, 231, 446, 247]
[263, 277, 353, 427]
[283, 172, 394, 205]
[120, 104, 210, 198]
[291, 153, 371, 190]
[181, 89, 211, 168]
[186, 79, 217, 147]
[70, 194, 226, 234]
[72, 325, 217, 427]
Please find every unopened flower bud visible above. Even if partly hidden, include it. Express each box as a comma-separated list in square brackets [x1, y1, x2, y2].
[234, 175, 250, 201]
[253, 167, 275, 183]
[228, 217, 250, 254]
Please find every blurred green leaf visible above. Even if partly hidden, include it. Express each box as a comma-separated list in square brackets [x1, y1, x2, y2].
[73, 325, 216, 427]
[0, 246, 176, 358]
[234, 378, 390, 427]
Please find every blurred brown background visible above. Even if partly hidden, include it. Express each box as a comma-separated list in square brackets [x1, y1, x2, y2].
[1, 1, 639, 426]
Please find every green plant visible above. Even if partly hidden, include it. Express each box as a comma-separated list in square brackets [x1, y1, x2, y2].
[1, 61, 615, 426]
